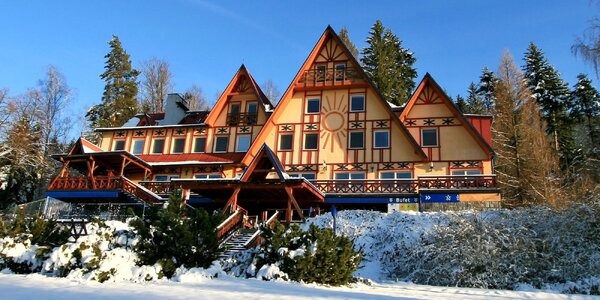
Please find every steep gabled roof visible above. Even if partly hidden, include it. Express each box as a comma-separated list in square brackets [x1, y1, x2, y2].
[243, 26, 427, 165]
[240, 144, 286, 182]
[204, 65, 272, 126]
[400, 73, 494, 157]
[68, 137, 104, 155]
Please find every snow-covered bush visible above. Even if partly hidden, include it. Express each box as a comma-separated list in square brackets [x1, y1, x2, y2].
[225, 222, 362, 286]
[129, 194, 221, 278]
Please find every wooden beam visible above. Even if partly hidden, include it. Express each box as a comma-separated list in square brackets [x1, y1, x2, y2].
[285, 186, 304, 222]
[222, 186, 241, 215]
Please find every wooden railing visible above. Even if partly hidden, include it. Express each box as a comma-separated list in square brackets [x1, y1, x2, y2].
[139, 181, 176, 195]
[226, 112, 258, 126]
[298, 67, 362, 87]
[216, 209, 246, 244]
[120, 177, 163, 204]
[418, 175, 497, 190]
[245, 210, 280, 249]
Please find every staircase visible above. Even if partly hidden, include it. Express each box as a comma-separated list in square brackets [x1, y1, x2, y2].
[219, 228, 259, 259]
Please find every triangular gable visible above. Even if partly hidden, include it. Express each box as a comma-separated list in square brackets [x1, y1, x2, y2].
[204, 65, 271, 126]
[240, 144, 286, 182]
[400, 73, 494, 157]
[68, 137, 104, 155]
[243, 26, 426, 165]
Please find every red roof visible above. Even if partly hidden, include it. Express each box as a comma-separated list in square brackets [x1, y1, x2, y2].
[137, 153, 245, 164]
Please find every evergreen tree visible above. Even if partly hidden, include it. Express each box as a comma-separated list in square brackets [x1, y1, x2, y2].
[493, 51, 561, 207]
[338, 27, 359, 60]
[571, 73, 600, 181]
[361, 20, 417, 106]
[455, 95, 468, 113]
[87, 35, 140, 129]
[476, 67, 497, 113]
[465, 82, 486, 114]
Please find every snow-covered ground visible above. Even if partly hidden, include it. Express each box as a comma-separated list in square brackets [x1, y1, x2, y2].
[0, 273, 594, 300]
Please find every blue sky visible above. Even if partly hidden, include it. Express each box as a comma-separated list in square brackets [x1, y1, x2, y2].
[0, 0, 597, 134]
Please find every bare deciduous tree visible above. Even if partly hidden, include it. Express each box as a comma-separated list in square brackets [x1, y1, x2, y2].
[261, 79, 280, 105]
[183, 85, 210, 111]
[140, 57, 173, 113]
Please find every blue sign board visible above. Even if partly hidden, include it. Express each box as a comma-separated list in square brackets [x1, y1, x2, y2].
[420, 193, 460, 203]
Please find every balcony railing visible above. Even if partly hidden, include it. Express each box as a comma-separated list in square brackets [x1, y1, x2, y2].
[226, 112, 258, 126]
[139, 181, 176, 195]
[298, 67, 362, 88]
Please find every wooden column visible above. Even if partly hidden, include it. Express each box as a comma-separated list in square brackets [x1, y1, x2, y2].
[223, 186, 241, 215]
[285, 186, 303, 224]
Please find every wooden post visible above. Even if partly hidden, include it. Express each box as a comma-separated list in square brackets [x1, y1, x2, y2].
[88, 157, 96, 189]
[285, 186, 304, 223]
[223, 186, 241, 215]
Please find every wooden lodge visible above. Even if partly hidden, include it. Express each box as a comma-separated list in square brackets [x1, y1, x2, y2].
[47, 26, 500, 224]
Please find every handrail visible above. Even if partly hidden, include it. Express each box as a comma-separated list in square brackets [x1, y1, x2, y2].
[216, 208, 247, 244]
[244, 210, 280, 248]
[298, 67, 362, 87]
[226, 112, 258, 126]
[120, 177, 163, 204]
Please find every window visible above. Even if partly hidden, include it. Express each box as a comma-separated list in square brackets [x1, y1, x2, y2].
[380, 171, 412, 179]
[306, 98, 320, 114]
[152, 139, 165, 154]
[289, 173, 316, 180]
[172, 138, 185, 154]
[279, 134, 293, 151]
[373, 130, 390, 148]
[335, 63, 346, 81]
[214, 136, 229, 152]
[247, 102, 257, 113]
[316, 64, 326, 82]
[350, 95, 365, 112]
[451, 170, 482, 176]
[113, 140, 125, 151]
[195, 174, 223, 179]
[228, 103, 241, 125]
[246, 102, 258, 125]
[304, 133, 319, 150]
[131, 140, 145, 154]
[236, 135, 251, 152]
[154, 175, 169, 181]
[335, 172, 366, 180]
[193, 137, 206, 153]
[230, 103, 240, 114]
[349, 131, 364, 149]
[421, 128, 438, 147]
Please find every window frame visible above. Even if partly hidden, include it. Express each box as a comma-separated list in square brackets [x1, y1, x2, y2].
[246, 102, 258, 113]
[279, 133, 293, 151]
[131, 139, 145, 155]
[348, 131, 365, 149]
[373, 130, 390, 149]
[113, 140, 126, 151]
[151, 138, 165, 154]
[379, 171, 413, 179]
[451, 169, 482, 176]
[214, 136, 229, 153]
[171, 137, 186, 154]
[288, 173, 316, 180]
[236, 135, 251, 152]
[195, 174, 223, 179]
[350, 94, 365, 112]
[315, 64, 327, 82]
[334, 172, 366, 180]
[421, 128, 439, 147]
[306, 98, 320, 114]
[335, 63, 346, 81]
[192, 137, 207, 153]
[304, 133, 319, 150]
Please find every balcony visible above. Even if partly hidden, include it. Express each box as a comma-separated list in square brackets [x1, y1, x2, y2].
[297, 67, 363, 88]
[227, 112, 258, 126]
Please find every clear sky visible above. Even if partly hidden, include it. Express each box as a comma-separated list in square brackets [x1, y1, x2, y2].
[0, 0, 597, 134]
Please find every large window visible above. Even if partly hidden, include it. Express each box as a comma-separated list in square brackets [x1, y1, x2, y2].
[193, 137, 206, 153]
[380, 171, 412, 179]
[288, 173, 316, 180]
[350, 95, 365, 112]
[349, 131, 364, 149]
[152, 139, 165, 154]
[131, 140, 144, 154]
[421, 128, 438, 147]
[306, 98, 320, 114]
[195, 174, 223, 179]
[335, 172, 366, 180]
[236, 135, 251, 152]
[304, 133, 319, 150]
[214, 136, 229, 153]
[451, 170, 482, 176]
[172, 138, 185, 153]
[113, 140, 125, 151]
[373, 130, 390, 148]
[279, 134, 293, 151]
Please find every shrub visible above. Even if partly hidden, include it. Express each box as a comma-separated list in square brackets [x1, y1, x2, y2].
[250, 222, 362, 286]
[130, 192, 221, 278]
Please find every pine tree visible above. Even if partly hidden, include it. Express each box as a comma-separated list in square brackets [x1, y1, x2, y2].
[338, 27, 359, 60]
[493, 51, 561, 207]
[455, 95, 468, 113]
[476, 67, 497, 113]
[361, 20, 417, 106]
[571, 73, 600, 181]
[87, 35, 140, 128]
[522, 43, 574, 162]
[465, 82, 486, 114]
